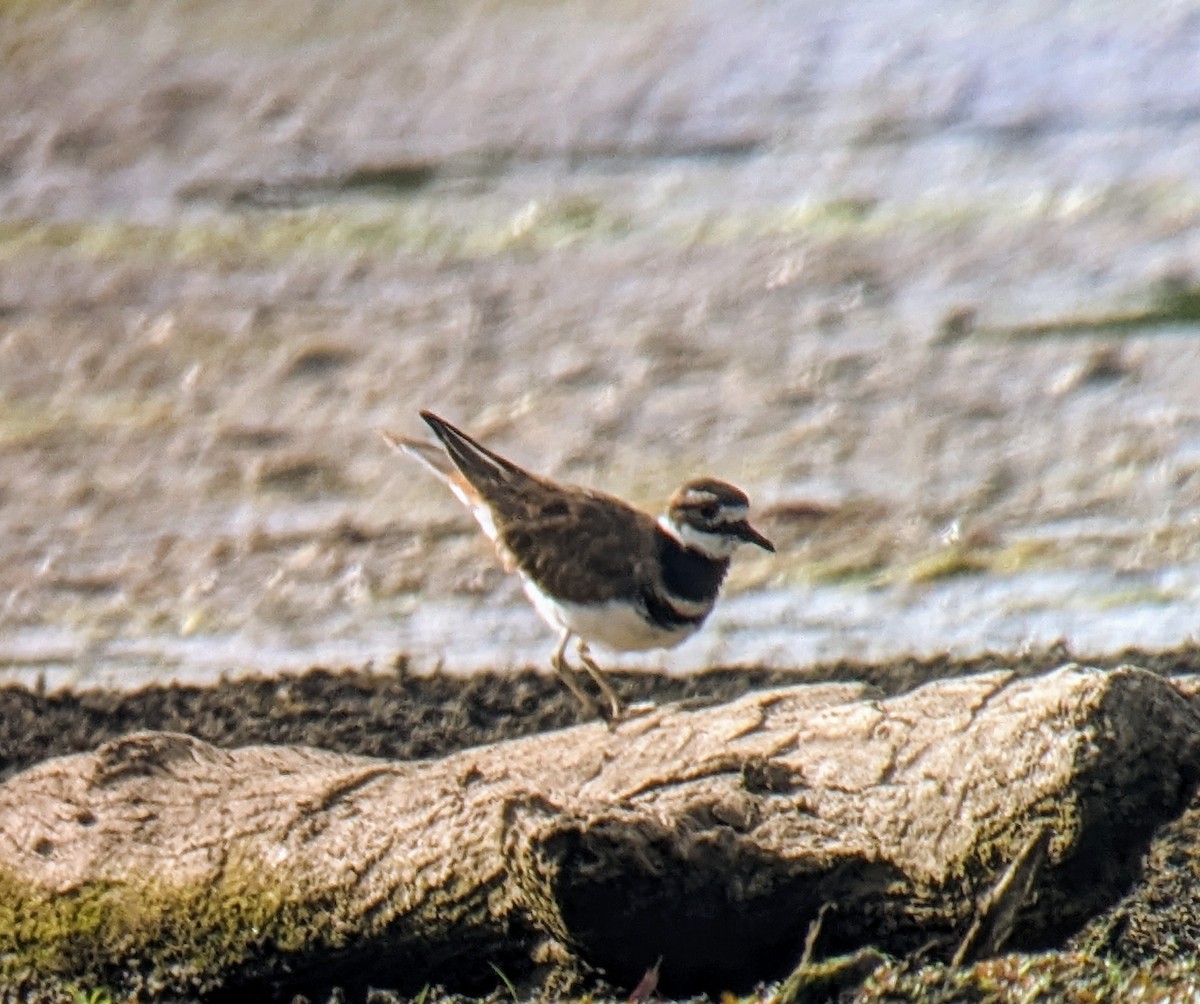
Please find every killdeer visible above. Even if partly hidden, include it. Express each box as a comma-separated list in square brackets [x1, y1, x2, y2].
[384, 411, 774, 720]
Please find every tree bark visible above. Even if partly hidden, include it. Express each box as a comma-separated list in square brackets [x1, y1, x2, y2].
[2, 665, 1199, 998]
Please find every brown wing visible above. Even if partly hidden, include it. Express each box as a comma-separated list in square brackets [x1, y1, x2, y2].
[498, 486, 663, 604]
[416, 412, 664, 601]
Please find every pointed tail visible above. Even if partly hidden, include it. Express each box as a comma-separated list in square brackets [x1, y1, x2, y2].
[380, 429, 460, 484]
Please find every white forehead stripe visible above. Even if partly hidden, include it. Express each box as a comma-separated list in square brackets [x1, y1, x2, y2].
[658, 515, 744, 559]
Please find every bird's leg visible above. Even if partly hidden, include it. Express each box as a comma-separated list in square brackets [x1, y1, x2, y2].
[551, 630, 600, 717]
[575, 639, 625, 722]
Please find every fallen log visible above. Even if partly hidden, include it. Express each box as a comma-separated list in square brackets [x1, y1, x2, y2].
[1, 665, 1198, 1000]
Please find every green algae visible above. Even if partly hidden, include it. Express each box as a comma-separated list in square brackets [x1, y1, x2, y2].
[857, 951, 1200, 1002]
[0, 857, 350, 998]
[976, 275, 1200, 342]
[897, 539, 1060, 585]
[0, 195, 633, 269]
[0, 393, 177, 449]
[0, 187, 1119, 274]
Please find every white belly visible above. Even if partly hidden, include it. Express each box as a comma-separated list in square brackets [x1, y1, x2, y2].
[520, 576, 701, 652]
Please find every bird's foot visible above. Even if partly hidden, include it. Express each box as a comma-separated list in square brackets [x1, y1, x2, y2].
[602, 699, 657, 730]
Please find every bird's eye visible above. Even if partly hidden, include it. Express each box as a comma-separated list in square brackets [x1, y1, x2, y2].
[699, 503, 719, 520]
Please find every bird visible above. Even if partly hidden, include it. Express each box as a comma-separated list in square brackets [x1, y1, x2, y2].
[383, 411, 775, 721]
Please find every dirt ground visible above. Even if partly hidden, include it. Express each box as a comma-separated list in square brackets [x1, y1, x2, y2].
[6, 645, 1200, 789]
[0, 646, 1178, 785]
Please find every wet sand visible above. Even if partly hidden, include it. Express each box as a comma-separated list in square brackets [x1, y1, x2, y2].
[4, 0, 1200, 692]
[4, 1, 1200, 999]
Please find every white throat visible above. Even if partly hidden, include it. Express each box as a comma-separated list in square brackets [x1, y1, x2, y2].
[658, 514, 741, 559]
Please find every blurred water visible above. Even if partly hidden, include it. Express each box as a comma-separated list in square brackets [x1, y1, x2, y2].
[4, 565, 1195, 692]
